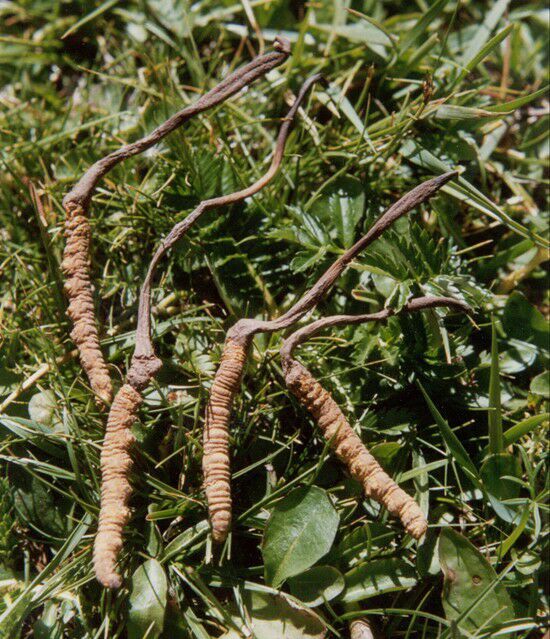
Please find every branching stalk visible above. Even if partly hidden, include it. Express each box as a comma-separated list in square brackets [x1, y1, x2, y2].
[62, 38, 291, 405]
[93, 74, 321, 589]
[280, 296, 471, 538]
[203, 171, 458, 543]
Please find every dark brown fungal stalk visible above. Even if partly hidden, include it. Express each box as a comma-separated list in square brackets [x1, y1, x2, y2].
[203, 171, 458, 543]
[93, 74, 322, 589]
[280, 296, 471, 539]
[62, 37, 291, 405]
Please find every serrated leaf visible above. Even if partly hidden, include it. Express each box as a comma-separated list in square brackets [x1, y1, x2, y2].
[311, 177, 364, 248]
[262, 486, 339, 588]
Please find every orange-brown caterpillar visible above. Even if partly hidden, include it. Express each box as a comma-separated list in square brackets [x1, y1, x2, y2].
[203, 337, 251, 542]
[62, 38, 291, 405]
[280, 297, 470, 538]
[203, 173, 459, 543]
[93, 73, 322, 588]
[62, 204, 113, 404]
[93, 383, 141, 589]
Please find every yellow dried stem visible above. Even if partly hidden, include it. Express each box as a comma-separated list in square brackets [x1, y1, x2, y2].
[61, 204, 112, 404]
[93, 384, 142, 588]
[284, 360, 428, 538]
[203, 336, 251, 542]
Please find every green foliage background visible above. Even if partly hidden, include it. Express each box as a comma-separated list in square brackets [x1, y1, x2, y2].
[0, 1, 548, 637]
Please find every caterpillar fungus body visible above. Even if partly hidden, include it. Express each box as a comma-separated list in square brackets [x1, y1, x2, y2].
[203, 171, 459, 543]
[62, 38, 291, 405]
[280, 296, 471, 539]
[92, 72, 323, 588]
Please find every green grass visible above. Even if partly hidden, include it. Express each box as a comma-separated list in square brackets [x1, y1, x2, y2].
[0, 1, 548, 637]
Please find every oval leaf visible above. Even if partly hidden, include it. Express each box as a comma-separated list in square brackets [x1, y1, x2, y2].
[128, 559, 167, 639]
[288, 565, 345, 607]
[262, 486, 339, 588]
[439, 527, 514, 633]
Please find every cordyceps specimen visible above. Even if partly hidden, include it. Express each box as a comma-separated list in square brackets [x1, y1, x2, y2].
[61, 37, 291, 405]
[203, 170, 458, 543]
[280, 295, 471, 539]
[93, 74, 322, 589]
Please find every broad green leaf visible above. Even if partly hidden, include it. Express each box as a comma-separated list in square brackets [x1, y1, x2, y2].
[221, 590, 326, 639]
[11, 470, 69, 536]
[530, 371, 549, 397]
[502, 292, 549, 352]
[500, 339, 538, 374]
[341, 558, 417, 603]
[439, 528, 514, 633]
[418, 382, 480, 484]
[369, 441, 401, 470]
[288, 566, 345, 607]
[262, 486, 339, 587]
[488, 318, 503, 454]
[128, 559, 168, 639]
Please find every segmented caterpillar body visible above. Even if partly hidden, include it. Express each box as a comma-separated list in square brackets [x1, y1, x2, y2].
[202, 173, 458, 543]
[92, 67, 323, 587]
[284, 359, 427, 538]
[63, 38, 291, 404]
[93, 384, 142, 588]
[62, 204, 112, 404]
[203, 336, 251, 542]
